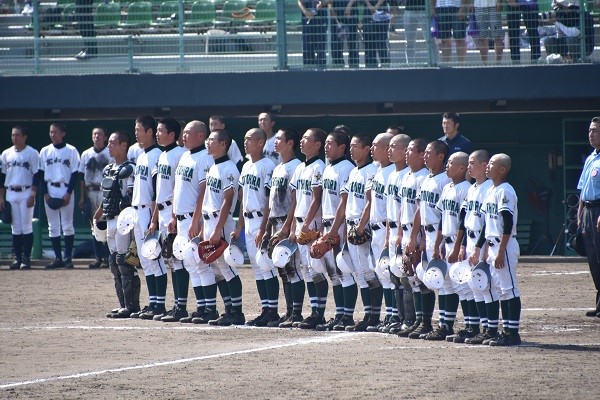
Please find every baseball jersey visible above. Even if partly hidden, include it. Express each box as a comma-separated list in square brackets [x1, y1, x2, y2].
[481, 182, 519, 238]
[239, 157, 275, 213]
[386, 166, 410, 224]
[128, 143, 143, 164]
[131, 145, 161, 207]
[418, 172, 451, 227]
[39, 143, 80, 184]
[173, 146, 213, 215]
[79, 146, 112, 186]
[437, 180, 471, 236]
[320, 157, 354, 219]
[462, 178, 494, 232]
[153, 143, 186, 204]
[202, 156, 240, 214]
[0, 145, 40, 187]
[269, 158, 301, 219]
[342, 163, 378, 220]
[369, 163, 396, 223]
[228, 140, 244, 165]
[399, 168, 428, 225]
[263, 136, 281, 165]
[290, 157, 325, 219]
[103, 162, 135, 197]
[577, 150, 600, 201]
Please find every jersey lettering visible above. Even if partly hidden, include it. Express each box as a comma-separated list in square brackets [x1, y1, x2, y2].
[241, 174, 261, 191]
[322, 178, 337, 191]
[175, 164, 193, 182]
[350, 181, 365, 195]
[206, 176, 222, 191]
[440, 199, 460, 214]
[135, 164, 149, 180]
[157, 163, 172, 179]
[297, 178, 312, 192]
[45, 157, 71, 168]
[421, 190, 440, 205]
[271, 176, 287, 189]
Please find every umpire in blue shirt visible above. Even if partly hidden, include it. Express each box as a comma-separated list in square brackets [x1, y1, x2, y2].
[577, 116, 600, 317]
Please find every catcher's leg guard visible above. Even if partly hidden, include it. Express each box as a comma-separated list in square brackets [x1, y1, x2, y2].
[109, 252, 125, 308]
[119, 261, 140, 312]
[389, 267, 401, 287]
[395, 286, 405, 322]
[401, 277, 416, 323]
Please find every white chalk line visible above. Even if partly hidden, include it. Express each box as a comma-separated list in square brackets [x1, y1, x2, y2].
[529, 271, 589, 276]
[0, 332, 362, 390]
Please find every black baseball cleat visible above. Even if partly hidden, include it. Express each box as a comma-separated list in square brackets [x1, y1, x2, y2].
[209, 311, 245, 326]
[110, 308, 138, 318]
[63, 259, 74, 269]
[407, 323, 432, 339]
[333, 315, 355, 331]
[488, 331, 522, 346]
[298, 312, 325, 330]
[278, 313, 303, 328]
[397, 321, 419, 337]
[130, 305, 152, 319]
[246, 308, 268, 326]
[464, 330, 492, 345]
[20, 259, 31, 270]
[154, 306, 175, 321]
[448, 328, 479, 343]
[45, 258, 64, 269]
[192, 307, 218, 324]
[346, 316, 379, 332]
[10, 260, 21, 270]
[106, 307, 121, 318]
[161, 307, 188, 322]
[424, 324, 454, 341]
[316, 315, 343, 331]
[254, 310, 280, 327]
[585, 309, 600, 317]
[88, 259, 103, 269]
[180, 308, 204, 323]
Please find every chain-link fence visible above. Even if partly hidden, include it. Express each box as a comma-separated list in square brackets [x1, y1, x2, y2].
[0, 0, 597, 75]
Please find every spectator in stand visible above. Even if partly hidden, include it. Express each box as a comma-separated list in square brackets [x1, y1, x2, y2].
[432, 0, 468, 63]
[329, 0, 360, 68]
[74, 0, 97, 60]
[506, 0, 540, 63]
[298, 0, 328, 67]
[474, 0, 504, 63]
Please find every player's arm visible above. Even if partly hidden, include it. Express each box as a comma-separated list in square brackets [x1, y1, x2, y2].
[433, 221, 443, 259]
[189, 181, 206, 238]
[256, 187, 271, 247]
[356, 188, 372, 235]
[271, 188, 296, 246]
[232, 187, 244, 242]
[93, 205, 103, 221]
[208, 186, 236, 245]
[449, 208, 467, 263]
[327, 192, 348, 240]
[470, 223, 487, 266]
[29, 159, 40, 208]
[407, 206, 421, 254]
[78, 172, 86, 210]
[301, 185, 323, 232]
[64, 150, 80, 205]
[494, 210, 513, 269]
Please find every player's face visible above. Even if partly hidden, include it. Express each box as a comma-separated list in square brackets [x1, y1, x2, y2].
[445, 155, 462, 179]
[49, 124, 65, 145]
[107, 133, 125, 158]
[11, 128, 26, 148]
[486, 156, 502, 180]
[468, 155, 487, 180]
[405, 142, 424, 169]
[589, 122, 600, 150]
[206, 132, 224, 156]
[183, 125, 202, 150]
[209, 118, 224, 132]
[156, 123, 173, 147]
[243, 131, 262, 155]
[300, 131, 319, 157]
[388, 140, 406, 164]
[349, 137, 369, 163]
[442, 118, 458, 136]
[324, 135, 344, 161]
[371, 139, 389, 163]
[424, 144, 442, 170]
[92, 128, 106, 148]
[258, 113, 274, 133]
[134, 122, 152, 147]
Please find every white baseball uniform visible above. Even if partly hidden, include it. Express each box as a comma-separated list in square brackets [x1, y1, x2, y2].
[39, 143, 80, 237]
[228, 140, 244, 165]
[132, 144, 165, 276]
[263, 136, 281, 165]
[127, 143, 143, 164]
[386, 166, 410, 276]
[342, 162, 378, 288]
[79, 146, 112, 212]
[1, 145, 39, 235]
[240, 157, 275, 280]
[481, 181, 520, 300]
[154, 143, 186, 235]
[419, 172, 451, 260]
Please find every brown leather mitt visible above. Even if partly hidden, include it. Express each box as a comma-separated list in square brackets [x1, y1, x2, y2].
[309, 235, 340, 259]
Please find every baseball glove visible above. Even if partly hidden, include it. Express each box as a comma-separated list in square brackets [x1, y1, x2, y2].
[198, 238, 228, 264]
[347, 225, 372, 246]
[402, 249, 421, 277]
[309, 235, 340, 259]
[125, 240, 141, 268]
[297, 229, 320, 245]
[46, 197, 64, 210]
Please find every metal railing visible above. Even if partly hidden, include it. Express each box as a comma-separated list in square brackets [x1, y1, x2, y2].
[0, 0, 596, 75]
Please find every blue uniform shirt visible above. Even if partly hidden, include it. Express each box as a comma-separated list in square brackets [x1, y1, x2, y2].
[439, 133, 473, 156]
[577, 149, 600, 201]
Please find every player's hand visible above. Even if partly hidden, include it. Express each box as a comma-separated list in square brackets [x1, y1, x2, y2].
[494, 250, 506, 269]
[288, 231, 297, 244]
[596, 215, 600, 232]
[447, 248, 460, 263]
[148, 221, 157, 235]
[231, 226, 242, 243]
[469, 247, 480, 267]
[300, 223, 310, 234]
[406, 237, 416, 255]
[62, 193, 71, 206]
[254, 229, 265, 248]
[208, 231, 220, 246]
[457, 246, 466, 262]
[0, 198, 4, 212]
[270, 229, 287, 247]
[167, 218, 177, 234]
[356, 225, 364, 236]
[78, 197, 84, 210]
[433, 249, 442, 260]
[26, 195, 35, 208]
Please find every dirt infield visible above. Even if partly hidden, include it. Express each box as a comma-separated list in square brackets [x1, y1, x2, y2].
[1, 259, 599, 399]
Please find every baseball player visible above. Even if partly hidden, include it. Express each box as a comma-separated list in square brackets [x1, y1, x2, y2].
[208, 115, 245, 169]
[470, 153, 522, 346]
[427, 152, 472, 341]
[148, 118, 187, 322]
[202, 129, 245, 326]
[128, 141, 143, 164]
[407, 140, 450, 340]
[128, 116, 168, 320]
[451, 150, 496, 344]
[258, 112, 281, 165]
[267, 128, 303, 328]
[79, 127, 112, 269]
[367, 133, 397, 332]
[331, 134, 379, 332]
[287, 128, 327, 330]
[95, 131, 139, 318]
[384, 133, 413, 334]
[395, 138, 429, 338]
[168, 121, 218, 324]
[0, 125, 40, 270]
[39, 123, 81, 270]
[231, 128, 277, 326]
[314, 131, 354, 331]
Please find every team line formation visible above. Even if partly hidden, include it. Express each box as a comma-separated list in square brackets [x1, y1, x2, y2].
[3, 113, 599, 347]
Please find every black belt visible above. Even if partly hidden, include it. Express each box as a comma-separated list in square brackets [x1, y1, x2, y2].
[370, 221, 386, 231]
[203, 211, 219, 220]
[468, 230, 478, 238]
[176, 212, 193, 221]
[346, 219, 357, 226]
[583, 200, 600, 208]
[444, 236, 453, 244]
[401, 224, 411, 231]
[269, 216, 286, 224]
[296, 217, 304, 223]
[424, 224, 436, 233]
[133, 205, 148, 210]
[388, 221, 397, 229]
[50, 182, 66, 188]
[157, 200, 172, 211]
[244, 211, 263, 219]
[487, 236, 516, 247]
[8, 186, 31, 192]
[87, 184, 101, 191]
[323, 219, 333, 228]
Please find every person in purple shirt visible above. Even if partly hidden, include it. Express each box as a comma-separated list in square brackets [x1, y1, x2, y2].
[438, 112, 473, 157]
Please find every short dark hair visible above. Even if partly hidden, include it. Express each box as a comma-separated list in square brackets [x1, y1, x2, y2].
[333, 124, 351, 136]
[280, 128, 300, 151]
[135, 115, 157, 134]
[592, 117, 600, 124]
[261, 112, 276, 122]
[210, 115, 225, 125]
[411, 138, 428, 153]
[387, 125, 405, 135]
[429, 140, 449, 159]
[308, 128, 326, 149]
[113, 131, 131, 148]
[158, 117, 182, 141]
[12, 125, 27, 136]
[443, 112, 460, 124]
[213, 129, 232, 151]
[352, 133, 372, 148]
[51, 122, 66, 133]
[329, 131, 350, 158]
